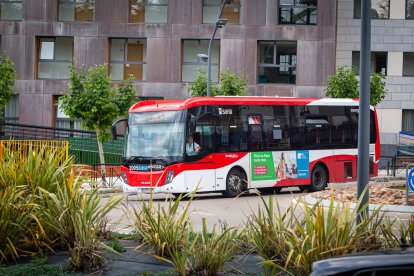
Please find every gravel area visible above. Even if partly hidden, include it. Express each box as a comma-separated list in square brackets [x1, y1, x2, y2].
[312, 184, 410, 206]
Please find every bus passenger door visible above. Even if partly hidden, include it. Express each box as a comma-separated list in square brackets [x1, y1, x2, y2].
[184, 115, 217, 194]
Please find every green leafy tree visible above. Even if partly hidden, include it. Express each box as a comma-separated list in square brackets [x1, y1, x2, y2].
[186, 69, 248, 97]
[60, 63, 136, 181]
[0, 55, 16, 116]
[325, 66, 387, 106]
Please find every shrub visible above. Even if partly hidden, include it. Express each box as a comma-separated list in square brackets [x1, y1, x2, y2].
[0, 185, 43, 263]
[187, 219, 239, 276]
[130, 193, 193, 258]
[246, 192, 393, 275]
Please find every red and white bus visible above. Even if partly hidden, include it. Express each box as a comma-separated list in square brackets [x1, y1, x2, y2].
[112, 97, 380, 197]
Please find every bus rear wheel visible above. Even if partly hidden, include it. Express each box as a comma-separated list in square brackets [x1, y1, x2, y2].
[223, 169, 246, 198]
[310, 164, 327, 192]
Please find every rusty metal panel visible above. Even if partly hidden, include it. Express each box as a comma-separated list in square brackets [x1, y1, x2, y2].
[95, 0, 129, 23]
[170, 38, 182, 83]
[142, 83, 187, 99]
[98, 23, 127, 36]
[43, 80, 68, 95]
[241, 0, 266, 26]
[19, 93, 46, 125]
[53, 22, 98, 37]
[221, 24, 245, 39]
[0, 21, 23, 35]
[170, 0, 193, 24]
[146, 38, 172, 82]
[24, 0, 46, 21]
[265, 0, 278, 25]
[74, 36, 106, 67]
[24, 21, 54, 36]
[320, 0, 337, 27]
[172, 24, 199, 38]
[220, 39, 245, 75]
[296, 40, 323, 86]
[14, 80, 44, 94]
[244, 39, 257, 85]
[2, 35, 27, 80]
[192, 0, 202, 25]
[321, 41, 336, 86]
[263, 85, 294, 97]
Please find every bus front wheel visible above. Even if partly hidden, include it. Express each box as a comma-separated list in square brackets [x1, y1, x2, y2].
[223, 169, 246, 198]
[310, 164, 327, 192]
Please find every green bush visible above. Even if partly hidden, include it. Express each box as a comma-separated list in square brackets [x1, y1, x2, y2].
[0, 144, 122, 272]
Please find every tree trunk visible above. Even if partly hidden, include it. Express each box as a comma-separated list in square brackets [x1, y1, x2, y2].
[96, 130, 107, 186]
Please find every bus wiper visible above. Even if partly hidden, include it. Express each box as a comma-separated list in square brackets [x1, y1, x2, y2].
[153, 156, 172, 165]
[124, 156, 147, 164]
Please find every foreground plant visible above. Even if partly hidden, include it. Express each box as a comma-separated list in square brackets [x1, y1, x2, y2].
[246, 193, 297, 275]
[128, 193, 193, 258]
[0, 185, 44, 262]
[187, 219, 239, 276]
[247, 191, 394, 275]
[38, 171, 122, 270]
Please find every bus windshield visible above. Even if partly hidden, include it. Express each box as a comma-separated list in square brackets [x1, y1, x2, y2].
[125, 110, 186, 163]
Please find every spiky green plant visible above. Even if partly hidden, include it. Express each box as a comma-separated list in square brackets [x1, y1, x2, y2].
[187, 219, 239, 276]
[130, 193, 193, 258]
[0, 185, 44, 263]
[245, 193, 297, 275]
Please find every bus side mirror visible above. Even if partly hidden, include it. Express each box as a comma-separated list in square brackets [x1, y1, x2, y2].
[111, 118, 127, 140]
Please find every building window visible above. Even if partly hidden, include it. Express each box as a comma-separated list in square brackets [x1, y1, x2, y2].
[55, 96, 82, 130]
[110, 38, 147, 81]
[1, 95, 19, 124]
[0, 0, 22, 20]
[407, 1, 414, 19]
[182, 39, 220, 82]
[37, 37, 73, 80]
[203, 0, 240, 24]
[59, 0, 95, 22]
[279, 0, 317, 25]
[258, 41, 297, 84]
[403, 53, 414, 76]
[352, 51, 387, 75]
[354, 0, 389, 19]
[130, 0, 168, 23]
[402, 110, 414, 133]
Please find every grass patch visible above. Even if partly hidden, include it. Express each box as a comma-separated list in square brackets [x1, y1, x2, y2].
[108, 239, 125, 253]
[0, 263, 70, 276]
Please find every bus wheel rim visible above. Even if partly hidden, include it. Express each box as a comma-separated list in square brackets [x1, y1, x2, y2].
[228, 174, 241, 192]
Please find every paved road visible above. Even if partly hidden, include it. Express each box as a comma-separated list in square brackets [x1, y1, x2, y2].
[103, 187, 304, 233]
[102, 178, 414, 233]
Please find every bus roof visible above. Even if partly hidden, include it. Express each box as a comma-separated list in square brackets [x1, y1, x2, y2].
[129, 97, 360, 113]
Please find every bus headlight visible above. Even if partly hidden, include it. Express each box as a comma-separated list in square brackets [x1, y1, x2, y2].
[165, 171, 175, 184]
[122, 172, 128, 184]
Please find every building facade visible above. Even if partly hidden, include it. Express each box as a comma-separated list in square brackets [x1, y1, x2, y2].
[337, 0, 414, 156]
[0, 0, 335, 129]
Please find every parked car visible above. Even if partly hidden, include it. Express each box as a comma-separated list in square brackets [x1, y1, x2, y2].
[310, 246, 414, 275]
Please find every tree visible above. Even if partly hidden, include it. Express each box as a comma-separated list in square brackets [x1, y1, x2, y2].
[186, 69, 248, 97]
[0, 55, 16, 116]
[60, 63, 136, 183]
[325, 66, 387, 106]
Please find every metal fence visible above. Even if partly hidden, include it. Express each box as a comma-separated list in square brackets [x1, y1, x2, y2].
[0, 139, 69, 164]
[0, 121, 124, 165]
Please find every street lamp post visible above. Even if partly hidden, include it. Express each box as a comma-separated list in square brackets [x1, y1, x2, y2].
[207, 1, 228, 97]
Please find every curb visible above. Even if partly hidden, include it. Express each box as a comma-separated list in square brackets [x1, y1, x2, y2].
[304, 194, 414, 214]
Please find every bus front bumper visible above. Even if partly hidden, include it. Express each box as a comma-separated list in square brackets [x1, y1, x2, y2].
[122, 181, 173, 195]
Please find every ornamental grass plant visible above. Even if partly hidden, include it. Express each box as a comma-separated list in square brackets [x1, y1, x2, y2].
[129, 193, 193, 258]
[246, 192, 395, 276]
[0, 143, 122, 271]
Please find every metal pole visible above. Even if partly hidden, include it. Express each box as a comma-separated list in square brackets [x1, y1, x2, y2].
[357, 0, 371, 223]
[207, 0, 226, 97]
